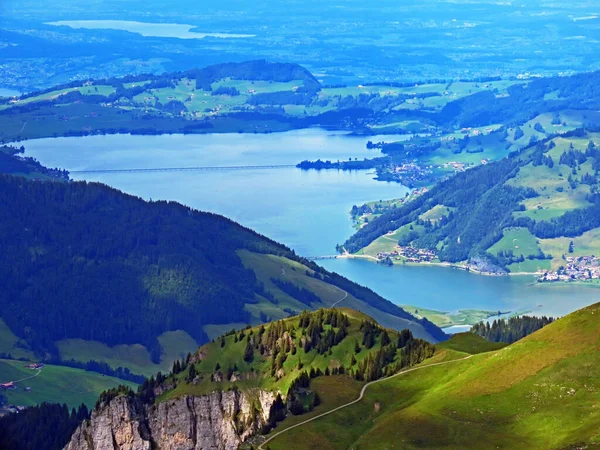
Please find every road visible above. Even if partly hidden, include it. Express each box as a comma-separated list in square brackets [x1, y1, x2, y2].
[330, 288, 348, 308]
[258, 354, 473, 450]
[4, 368, 42, 385]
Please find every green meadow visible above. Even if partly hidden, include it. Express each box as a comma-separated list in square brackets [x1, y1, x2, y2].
[401, 306, 506, 329]
[266, 303, 600, 449]
[0, 359, 136, 409]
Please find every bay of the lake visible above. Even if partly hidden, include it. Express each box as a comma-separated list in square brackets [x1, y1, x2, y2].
[22, 129, 599, 318]
[0, 88, 21, 98]
[46, 20, 255, 39]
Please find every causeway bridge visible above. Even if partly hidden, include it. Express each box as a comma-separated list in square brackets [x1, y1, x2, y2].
[306, 256, 339, 261]
[70, 164, 295, 174]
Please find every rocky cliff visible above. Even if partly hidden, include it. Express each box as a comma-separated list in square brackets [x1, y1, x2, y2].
[65, 389, 277, 450]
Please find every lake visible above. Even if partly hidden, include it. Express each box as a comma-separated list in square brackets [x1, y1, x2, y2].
[320, 258, 599, 318]
[23, 130, 408, 256]
[46, 20, 256, 39]
[0, 88, 21, 98]
[22, 129, 599, 320]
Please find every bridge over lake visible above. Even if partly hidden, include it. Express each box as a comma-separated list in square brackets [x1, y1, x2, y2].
[70, 164, 295, 174]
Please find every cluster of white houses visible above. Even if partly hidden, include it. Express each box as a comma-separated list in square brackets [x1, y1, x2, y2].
[377, 246, 437, 263]
[539, 256, 600, 282]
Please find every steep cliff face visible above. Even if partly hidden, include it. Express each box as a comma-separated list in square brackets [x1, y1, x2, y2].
[65, 390, 277, 450]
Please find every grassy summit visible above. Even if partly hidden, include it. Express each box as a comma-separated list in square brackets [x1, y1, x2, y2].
[155, 308, 435, 406]
[266, 302, 600, 449]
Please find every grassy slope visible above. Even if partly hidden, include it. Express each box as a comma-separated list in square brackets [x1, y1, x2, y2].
[243, 375, 365, 449]
[401, 305, 502, 328]
[501, 133, 600, 272]
[0, 359, 136, 409]
[267, 303, 600, 449]
[436, 332, 508, 354]
[159, 308, 386, 402]
[0, 250, 436, 381]
[56, 330, 199, 377]
[0, 319, 35, 360]
[238, 250, 438, 342]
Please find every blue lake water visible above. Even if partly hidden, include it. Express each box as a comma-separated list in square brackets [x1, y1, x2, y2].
[22, 129, 599, 319]
[0, 88, 21, 98]
[46, 20, 256, 39]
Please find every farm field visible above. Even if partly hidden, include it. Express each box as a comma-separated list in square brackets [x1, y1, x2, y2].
[487, 227, 541, 258]
[0, 359, 137, 409]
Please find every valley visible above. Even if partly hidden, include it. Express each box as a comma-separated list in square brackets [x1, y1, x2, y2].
[18, 130, 599, 329]
[2, 2, 600, 448]
[0, 171, 443, 413]
[2, 64, 599, 404]
[52, 303, 600, 450]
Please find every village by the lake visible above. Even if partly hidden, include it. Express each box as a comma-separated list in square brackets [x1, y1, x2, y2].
[538, 256, 600, 283]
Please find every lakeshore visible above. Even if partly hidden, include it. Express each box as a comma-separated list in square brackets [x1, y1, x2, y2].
[21, 130, 600, 321]
[337, 253, 543, 277]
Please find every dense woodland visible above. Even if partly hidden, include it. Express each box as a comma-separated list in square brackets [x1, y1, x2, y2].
[0, 403, 89, 450]
[0, 174, 271, 355]
[471, 316, 555, 343]
[0, 147, 68, 180]
[0, 174, 441, 359]
[186, 60, 321, 93]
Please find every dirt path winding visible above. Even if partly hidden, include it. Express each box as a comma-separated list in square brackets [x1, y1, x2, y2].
[4, 368, 42, 385]
[258, 354, 473, 450]
[330, 288, 348, 308]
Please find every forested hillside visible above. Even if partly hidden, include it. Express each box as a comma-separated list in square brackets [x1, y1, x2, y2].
[0, 403, 89, 450]
[0, 174, 443, 367]
[471, 316, 555, 343]
[150, 309, 436, 405]
[345, 129, 600, 273]
[438, 70, 600, 127]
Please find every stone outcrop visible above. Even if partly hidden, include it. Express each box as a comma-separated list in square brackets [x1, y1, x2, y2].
[64, 389, 277, 450]
[468, 255, 508, 275]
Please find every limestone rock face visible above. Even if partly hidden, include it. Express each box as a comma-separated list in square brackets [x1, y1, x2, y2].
[65, 396, 151, 450]
[64, 390, 277, 450]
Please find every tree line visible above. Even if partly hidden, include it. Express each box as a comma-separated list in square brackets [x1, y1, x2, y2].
[471, 316, 555, 343]
[0, 402, 89, 450]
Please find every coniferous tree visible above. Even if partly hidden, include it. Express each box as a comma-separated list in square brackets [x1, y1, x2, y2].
[187, 364, 197, 382]
[244, 339, 254, 362]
